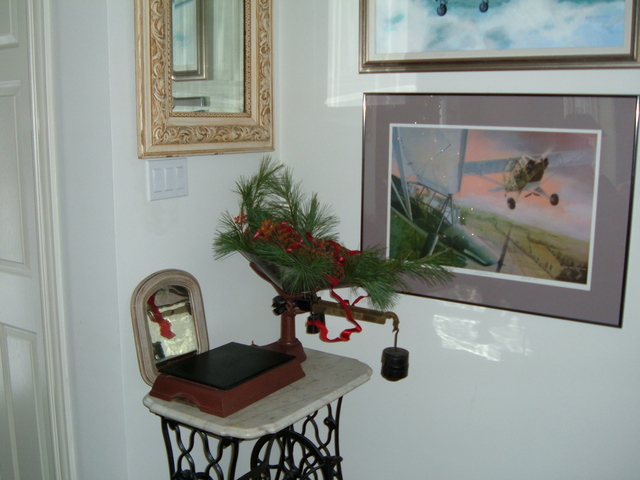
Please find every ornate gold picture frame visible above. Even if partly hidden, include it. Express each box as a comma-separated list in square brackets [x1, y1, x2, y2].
[135, 0, 273, 157]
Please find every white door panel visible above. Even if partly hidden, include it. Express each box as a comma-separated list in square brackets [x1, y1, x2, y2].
[0, 0, 19, 49]
[0, 0, 56, 475]
[0, 80, 29, 270]
[0, 325, 50, 479]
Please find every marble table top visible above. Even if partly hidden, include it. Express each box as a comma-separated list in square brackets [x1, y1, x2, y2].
[143, 348, 373, 439]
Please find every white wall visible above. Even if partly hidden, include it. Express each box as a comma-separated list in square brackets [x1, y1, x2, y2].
[50, 0, 640, 479]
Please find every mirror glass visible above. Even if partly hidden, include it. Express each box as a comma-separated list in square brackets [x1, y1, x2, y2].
[171, 0, 245, 113]
[131, 269, 210, 385]
[146, 285, 198, 364]
[135, 0, 274, 157]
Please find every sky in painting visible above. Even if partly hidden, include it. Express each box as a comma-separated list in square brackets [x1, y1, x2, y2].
[375, 0, 626, 53]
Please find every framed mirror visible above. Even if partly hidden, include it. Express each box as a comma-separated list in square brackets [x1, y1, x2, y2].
[134, 0, 273, 157]
[131, 269, 210, 385]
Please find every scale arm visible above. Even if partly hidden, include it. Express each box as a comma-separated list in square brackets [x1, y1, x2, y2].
[311, 298, 400, 331]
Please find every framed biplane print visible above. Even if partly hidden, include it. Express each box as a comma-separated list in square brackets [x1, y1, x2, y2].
[361, 93, 638, 327]
[359, 0, 640, 72]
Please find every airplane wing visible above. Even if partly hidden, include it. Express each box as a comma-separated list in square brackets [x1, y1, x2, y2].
[392, 129, 414, 220]
[394, 126, 466, 196]
[463, 156, 520, 176]
[545, 149, 595, 168]
[463, 149, 595, 176]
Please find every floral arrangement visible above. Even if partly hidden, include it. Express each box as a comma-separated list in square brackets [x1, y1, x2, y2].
[212, 158, 451, 312]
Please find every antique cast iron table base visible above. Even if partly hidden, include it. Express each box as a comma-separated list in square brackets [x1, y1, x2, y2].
[143, 349, 372, 479]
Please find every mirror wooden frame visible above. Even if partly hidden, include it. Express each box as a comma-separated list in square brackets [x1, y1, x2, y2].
[134, 0, 274, 158]
[131, 269, 210, 385]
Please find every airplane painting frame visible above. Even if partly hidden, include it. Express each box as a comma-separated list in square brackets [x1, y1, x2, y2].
[359, 0, 640, 72]
[361, 93, 638, 327]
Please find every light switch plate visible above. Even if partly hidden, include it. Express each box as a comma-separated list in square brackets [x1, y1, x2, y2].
[147, 157, 188, 201]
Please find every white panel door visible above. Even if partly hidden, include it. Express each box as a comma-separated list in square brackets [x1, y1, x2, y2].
[0, 0, 56, 477]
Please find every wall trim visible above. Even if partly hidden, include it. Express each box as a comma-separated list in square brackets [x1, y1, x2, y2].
[29, 0, 77, 477]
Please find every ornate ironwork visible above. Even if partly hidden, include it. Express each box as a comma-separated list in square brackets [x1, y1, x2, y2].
[249, 400, 343, 479]
[161, 418, 240, 480]
[158, 400, 344, 480]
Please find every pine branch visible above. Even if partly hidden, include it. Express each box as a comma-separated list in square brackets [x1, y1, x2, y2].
[212, 157, 453, 307]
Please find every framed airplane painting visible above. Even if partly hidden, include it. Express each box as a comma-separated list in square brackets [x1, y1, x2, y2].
[360, 0, 640, 71]
[361, 93, 638, 327]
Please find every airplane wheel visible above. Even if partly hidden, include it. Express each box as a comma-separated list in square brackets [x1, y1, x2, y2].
[479, 1, 489, 12]
[550, 193, 559, 206]
[437, 4, 447, 15]
[507, 198, 516, 210]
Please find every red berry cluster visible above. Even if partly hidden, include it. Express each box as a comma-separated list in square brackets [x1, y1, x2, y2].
[235, 212, 359, 282]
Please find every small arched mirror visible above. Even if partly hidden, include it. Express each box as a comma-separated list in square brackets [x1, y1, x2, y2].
[131, 269, 209, 385]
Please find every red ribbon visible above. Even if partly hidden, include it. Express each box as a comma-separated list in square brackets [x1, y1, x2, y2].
[147, 295, 176, 339]
[307, 277, 367, 342]
[250, 224, 367, 342]
[300, 233, 364, 342]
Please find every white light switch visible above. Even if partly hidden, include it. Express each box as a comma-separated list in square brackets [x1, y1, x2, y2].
[147, 157, 188, 201]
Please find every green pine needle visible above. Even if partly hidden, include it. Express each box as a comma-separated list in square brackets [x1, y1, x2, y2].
[212, 157, 452, 310]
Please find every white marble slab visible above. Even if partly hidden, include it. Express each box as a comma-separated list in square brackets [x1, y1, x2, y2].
[143, 348, 373, 439]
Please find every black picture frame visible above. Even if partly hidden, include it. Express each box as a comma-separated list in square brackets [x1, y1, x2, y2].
[362, 93, 638, 327]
